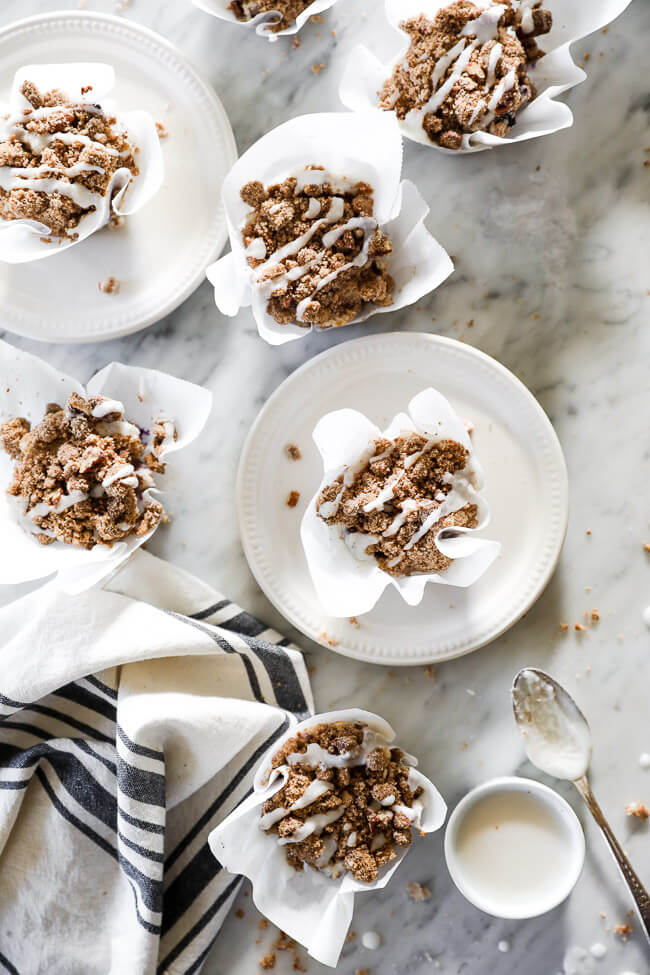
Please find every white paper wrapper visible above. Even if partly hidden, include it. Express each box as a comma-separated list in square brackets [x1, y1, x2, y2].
[340, 0, 634, 153]
[192, 0, 340, 41]
[206, 112, 453, 345]
[0, 340, 212, 593]
[0, 63, 164, 263]
[209, 708, 447, 967]
[300, 387, 501, 617]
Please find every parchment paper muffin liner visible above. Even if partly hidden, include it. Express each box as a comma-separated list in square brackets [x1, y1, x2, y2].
[209, 708, 447, 967]
[340, 0, 634, 153]
[0, 341, 211, 593]
[192, 0, 340, 41]
[0, 63, 164, 263]
[300, 387, 501, 617]
[206, 112, 453, 345]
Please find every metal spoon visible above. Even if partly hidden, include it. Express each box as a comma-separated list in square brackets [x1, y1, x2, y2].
[512, 667, 650, 944]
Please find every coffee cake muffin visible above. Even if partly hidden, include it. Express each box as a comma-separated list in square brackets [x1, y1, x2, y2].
[240, 167, 394, 329]
[228, 0, 314, 31]
[316, 431, 478, 576]
[0, 393, 174, 548]
[261, 719, 426, 882]
[379, 0, 552, 149]
[0, 79, 138, 240]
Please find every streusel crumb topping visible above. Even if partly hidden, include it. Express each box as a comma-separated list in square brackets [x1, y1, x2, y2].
[0, 80, 138, 238]
[316, 432, 478, 576]
[379, 0, 552, 149]
[0, 393, 174, 549]
[262, 721, 424, 883]
[240, 167, 394, 329]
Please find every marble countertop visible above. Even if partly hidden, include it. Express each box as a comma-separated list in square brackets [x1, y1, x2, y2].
[1, 0, 649, 973]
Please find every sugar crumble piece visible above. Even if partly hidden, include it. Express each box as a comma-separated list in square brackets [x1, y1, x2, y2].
[286, 443, 302, 461]
[311, 63, 326, 75]
[259, 953, 276, 970]
[424, 665, 437, 681]
[98, 276, 120, 295]
[613, 923, 632, 939]
[590, 609, 600, 622]
[292, 36, 302, 49]
[643, 542, 650, 552]
[560, 622, 570, 632]
[574, 623, 587, 632]
[155, 121, 169, 139]
[286, 490, 300, 508]
[625, 802, 649, 820]
[348, 616, 360, 628]
[346, 930, 357, 942]
[235, 908, 245, 918]
[259, 918, 269, 930]
[407, 881, 431, 901]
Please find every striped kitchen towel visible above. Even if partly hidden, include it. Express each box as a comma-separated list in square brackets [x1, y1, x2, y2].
[0, 549, 313, 975]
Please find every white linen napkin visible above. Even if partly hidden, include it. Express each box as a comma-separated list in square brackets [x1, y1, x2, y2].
[0, 549, 313, 975]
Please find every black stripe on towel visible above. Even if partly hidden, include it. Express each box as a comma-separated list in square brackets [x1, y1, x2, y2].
[189, 600, 230, 621]
[0, 951, 20, 974]
[167, 613, 265, 705]
[157, 875, 240, 975]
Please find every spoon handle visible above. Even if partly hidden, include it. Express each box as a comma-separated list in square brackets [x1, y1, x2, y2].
[574, 775, 650, 944]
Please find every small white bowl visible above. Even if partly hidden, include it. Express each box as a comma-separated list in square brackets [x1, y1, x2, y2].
[444, 776, 585, 919]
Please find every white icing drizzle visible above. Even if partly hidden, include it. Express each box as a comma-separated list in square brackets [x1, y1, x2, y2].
[96, 419, 141, 440]
[380, 794, 396, 807]
[403, 468, 475, 552]
[259, 779, 334, 830]
[91, 397, 124, 419]
[25, 489, 87, 519]
[102, 463, 137, 489]
[319, 486, 345, 519]
[286, 727, 385, 770]
[403, 438, 436, 469]
[316, 835, 338, 867]
[245, 237, 267, 260]
[461, 3, 506, 42]
[305, 197, 321, 219]
[486, 42, 503, 87]
[278, 805, 345, 845]
[487, 67, 517, 112]
[363, 470, 404, 513]
[347, 830, 357, 847]
[382, 499, 420, 537]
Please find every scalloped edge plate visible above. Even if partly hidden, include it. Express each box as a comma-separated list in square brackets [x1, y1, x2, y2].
[0, 11, 237, 342]
[237, 332, 569, 666]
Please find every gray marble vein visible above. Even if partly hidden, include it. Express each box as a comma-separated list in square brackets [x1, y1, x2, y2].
[0, 0, 649, 972]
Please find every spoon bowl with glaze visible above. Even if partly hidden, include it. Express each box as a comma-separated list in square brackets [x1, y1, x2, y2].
[512, 668, 650, 945]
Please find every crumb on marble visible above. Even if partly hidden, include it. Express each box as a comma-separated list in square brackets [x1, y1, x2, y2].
[614, 923, 632, 939]
[559, 622, 569, 632]
[425, 665, 437, 681]
[286, 490, 300, 508]
[155, 121, 168, 139]
[407, 881, 431, 901]
[348, 616, 360, 628]
[590, 609, 600, 622]
[574, 623, 587, 632]
[625, 802, 649, 820]
[311, 63, 326, 75]
[259, 953, 276, 970]
[235, 908, 245, 918]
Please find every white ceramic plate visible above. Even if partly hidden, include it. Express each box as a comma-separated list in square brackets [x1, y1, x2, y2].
[237, 332, 569, 666]
[0, 12, 237, 343]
